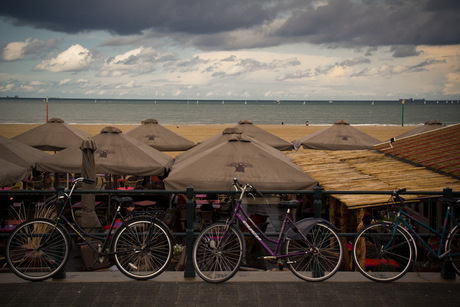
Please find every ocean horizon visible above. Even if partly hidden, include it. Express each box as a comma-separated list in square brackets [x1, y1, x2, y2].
[1, 97, 459, 126]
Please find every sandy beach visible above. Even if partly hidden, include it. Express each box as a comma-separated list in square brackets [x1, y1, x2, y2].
[0, 124, 412, 144]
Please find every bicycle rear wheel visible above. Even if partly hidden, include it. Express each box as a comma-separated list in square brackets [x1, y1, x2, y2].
[193, 222, 244, 283]
[286, 222, 343, 281]
[6, 218, 70, 281]
[112, 217, 173, 280]
[446, 225, 460, 275]
[352, 222, 413, 282]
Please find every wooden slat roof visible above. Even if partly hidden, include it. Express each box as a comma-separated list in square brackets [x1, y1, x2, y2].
[373, 123, 460, 178]
[287, 149, 460, 209]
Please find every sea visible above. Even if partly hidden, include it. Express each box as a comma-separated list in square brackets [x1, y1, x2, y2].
[1, 98, 459, 126]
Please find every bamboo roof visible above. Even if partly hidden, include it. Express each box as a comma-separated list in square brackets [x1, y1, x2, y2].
[287, 149, 460, 209]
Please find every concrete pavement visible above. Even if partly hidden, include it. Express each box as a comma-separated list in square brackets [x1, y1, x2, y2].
[1, 271, 459, 306]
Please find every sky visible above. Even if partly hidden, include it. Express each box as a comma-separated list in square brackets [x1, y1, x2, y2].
[0, 0, 459, 101]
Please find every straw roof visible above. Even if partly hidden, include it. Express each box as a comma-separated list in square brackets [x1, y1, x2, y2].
[374, 123, 460, 178]
[287, 149, 460, 209]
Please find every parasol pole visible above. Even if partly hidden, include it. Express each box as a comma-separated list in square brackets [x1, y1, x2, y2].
[45, 96, 49, 122]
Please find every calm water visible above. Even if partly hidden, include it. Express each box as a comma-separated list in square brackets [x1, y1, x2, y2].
[1, 98, 459, 126]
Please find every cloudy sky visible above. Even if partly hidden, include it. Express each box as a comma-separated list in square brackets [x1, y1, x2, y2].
[1, 0, 459, 100]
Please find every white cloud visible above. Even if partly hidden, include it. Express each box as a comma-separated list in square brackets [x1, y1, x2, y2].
[59, 78, 72, 85]
[99, 47, 169, 77]
[444, 72, 460, 95]
[35, 44, 93, 72]
[1, 38, 57, 61]
[0, 83, 15, 92]
[2, 41, 29, 61]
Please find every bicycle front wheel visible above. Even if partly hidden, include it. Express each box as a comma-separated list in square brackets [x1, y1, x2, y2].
[286, 222, 343, 281]
[6, 218, 70, 281]
[193, 222, 244, 283]
[352, 222, 413, 282]
[446, 225, 460, 275]
[112, 218, 173, 280]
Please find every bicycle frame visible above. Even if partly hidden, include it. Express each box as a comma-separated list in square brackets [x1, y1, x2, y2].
[45, 180, 134, 258]
[225, 191, 313, 261]
[392, 199, 460, 260]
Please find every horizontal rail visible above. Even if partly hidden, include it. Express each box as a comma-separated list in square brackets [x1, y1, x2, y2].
[1, 187, 458, 277]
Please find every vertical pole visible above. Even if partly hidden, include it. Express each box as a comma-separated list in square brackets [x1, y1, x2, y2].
[184, 187, 195, 277]
[53, 185, 66, 279]
[401, 99, 405, 126]
[313, 186, 323, 218]
[441, 188, 455, 279]
[46, 97, 49, 123]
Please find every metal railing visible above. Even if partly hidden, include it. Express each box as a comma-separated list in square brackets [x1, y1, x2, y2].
[1, 187, 458, 277]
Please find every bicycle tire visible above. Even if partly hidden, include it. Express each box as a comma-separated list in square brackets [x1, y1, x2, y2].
[193, 222, 244, 283]
[285, 222, 343, 281]
[112, 217, 173, 280]
[6, 218, 70, 281]
[352, 222, 413, 282]
[446, 225, 460, 275]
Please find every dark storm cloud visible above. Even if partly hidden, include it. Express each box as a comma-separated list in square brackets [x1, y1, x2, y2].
[390, 45, 422, 58]
[1, 0, 459, 49]
[0, 0, 277, 35]
[276, 0, 460, 47]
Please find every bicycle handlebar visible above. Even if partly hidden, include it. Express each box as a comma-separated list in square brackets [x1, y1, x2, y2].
[72, 177, 96, 185]
[232, 178, 264, 198]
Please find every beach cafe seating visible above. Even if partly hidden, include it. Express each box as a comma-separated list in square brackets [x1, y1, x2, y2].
[10, 182, 23, 190]
[125, 178, 143, 189]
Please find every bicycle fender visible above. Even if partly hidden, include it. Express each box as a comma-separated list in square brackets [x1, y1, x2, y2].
[286, 218, 338, 240]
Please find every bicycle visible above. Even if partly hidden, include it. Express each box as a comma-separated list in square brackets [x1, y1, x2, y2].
[5, 177, 174, 281]
[352, 188, 460, 282]
[192, 178, 343, 283]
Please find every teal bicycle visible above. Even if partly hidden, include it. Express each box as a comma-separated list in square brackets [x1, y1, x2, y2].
[352, 188, 460, 282]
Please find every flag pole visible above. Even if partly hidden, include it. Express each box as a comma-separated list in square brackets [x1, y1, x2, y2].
[46, 96, 49, 122]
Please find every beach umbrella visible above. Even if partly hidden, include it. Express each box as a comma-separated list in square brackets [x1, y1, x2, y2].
[36, 127, 173, 176]
[12, 118, 91, 151]
[164, 134, 317, 191]
[0, 135, 49, 169]
[234, 120, 293, 151]
[80, 138, 101, 230]
[0, 158, 28, 187]
[125, 118, 195, 151]
[175, 127, 292, 164]
[292, 120, 380, 150]
[392, 120, 444, 140]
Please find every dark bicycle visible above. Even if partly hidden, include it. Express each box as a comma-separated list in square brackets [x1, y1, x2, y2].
[6, 177, 173, 281]
[352, 188, 460, 282]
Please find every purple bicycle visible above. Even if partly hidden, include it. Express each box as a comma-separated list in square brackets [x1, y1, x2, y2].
[192, 179, 343, 283]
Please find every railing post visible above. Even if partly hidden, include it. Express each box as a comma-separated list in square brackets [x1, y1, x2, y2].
[314, 186, 323, 218]
[53, 185, 66, 279]
[443, 187, 453, 198]
[441, 187, 456, 280]
[184, 187, 195, 277]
